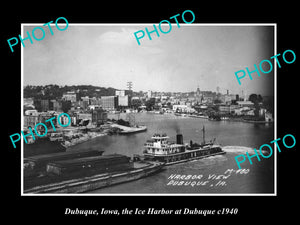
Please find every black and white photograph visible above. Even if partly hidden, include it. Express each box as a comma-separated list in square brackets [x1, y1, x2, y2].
[4, 6, 298, 222]
[21, 24, 275, 195]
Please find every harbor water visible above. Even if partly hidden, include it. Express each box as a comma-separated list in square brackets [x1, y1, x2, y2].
[69, 113, 275, 194]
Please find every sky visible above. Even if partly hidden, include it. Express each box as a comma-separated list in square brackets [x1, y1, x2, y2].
[23, 24, 275, 96]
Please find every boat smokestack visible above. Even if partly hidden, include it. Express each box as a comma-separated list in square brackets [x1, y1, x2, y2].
[176, 134, 183, 145]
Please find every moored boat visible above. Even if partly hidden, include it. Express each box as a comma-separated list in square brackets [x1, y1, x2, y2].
[110, 123, 147, 134]
[119, 125, 147, 134]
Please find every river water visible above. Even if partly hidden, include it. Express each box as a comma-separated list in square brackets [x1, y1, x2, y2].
[69, 112, 275, 194]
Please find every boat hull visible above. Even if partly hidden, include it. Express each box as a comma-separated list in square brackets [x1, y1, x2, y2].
[144, 146, 225, 166]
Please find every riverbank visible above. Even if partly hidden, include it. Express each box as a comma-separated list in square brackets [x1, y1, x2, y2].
[37, 112, 274, 194]
[228, 117, 274, 124]
[179, 113, 274, 124]
[62, 131, 107, 148]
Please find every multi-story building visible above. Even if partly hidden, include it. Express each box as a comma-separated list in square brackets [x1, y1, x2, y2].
[147, 90, 152, 98]
[62, 91, 77, 103]
[218, 104, 239, 114]
[237, 101, 254, 107]
[100, 96, 118, 110]
[115, 90, 125, 97]
[83, 99, 89, 109]
[90, 97, 101, 106]
[41, 99, 49, 111]
[24, 115, 40, 129]
[24, 112, 59, 131]
[118, 95, 129, 107]
[92, 108, 108, 126]
[51, 100, 62, 112]
[173, 105, 195, 113]
[78, 96, 90, 109]
[222, 94, 237, 105]
[81, 96, 89, 103]
[57, 114, 70, 127]
[115, 90, 129, 108]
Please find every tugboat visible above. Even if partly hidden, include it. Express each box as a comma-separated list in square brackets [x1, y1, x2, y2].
[142, 126, 225, 165]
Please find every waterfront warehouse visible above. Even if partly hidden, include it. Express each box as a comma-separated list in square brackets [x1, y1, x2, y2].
[25, 150, 104, 173]
[46, 154, 133, 175]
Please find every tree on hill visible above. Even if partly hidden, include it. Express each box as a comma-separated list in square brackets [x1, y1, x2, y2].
[249, 94, 263, 104]
[61, 100, 72, 113]
[249, 94, 263, 117]
[145, 98, 155, 111]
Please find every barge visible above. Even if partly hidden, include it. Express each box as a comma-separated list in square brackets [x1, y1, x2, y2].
[110, 124, 147, 135]
[119, 125, 147, 134]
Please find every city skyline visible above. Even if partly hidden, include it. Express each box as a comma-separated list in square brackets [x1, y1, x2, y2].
[24, 83, 267, 98]
[23, 24, 275, 96]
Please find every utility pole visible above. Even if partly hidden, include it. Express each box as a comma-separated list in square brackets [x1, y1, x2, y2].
[202, 125, 205, 145]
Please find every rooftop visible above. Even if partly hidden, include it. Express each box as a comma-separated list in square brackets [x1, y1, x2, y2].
[236, 101, 254, 105]
[151, 133, 169, 139]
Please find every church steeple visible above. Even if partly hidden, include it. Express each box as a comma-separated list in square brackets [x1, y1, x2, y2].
[196, 85, 202, 104]
[196, 85, 201, 96]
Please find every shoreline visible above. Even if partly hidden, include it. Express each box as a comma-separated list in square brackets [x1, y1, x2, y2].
[62, 132, 107, 148]
[178, 114, 274, 124]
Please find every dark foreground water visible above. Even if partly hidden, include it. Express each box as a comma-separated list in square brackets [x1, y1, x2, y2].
[69, 113, 275, 194]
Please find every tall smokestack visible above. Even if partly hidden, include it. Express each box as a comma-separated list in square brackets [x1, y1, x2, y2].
[176, 134, 183, 145]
